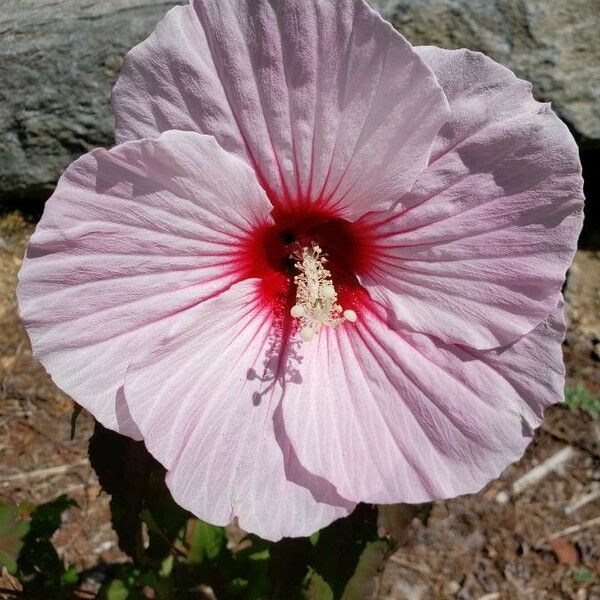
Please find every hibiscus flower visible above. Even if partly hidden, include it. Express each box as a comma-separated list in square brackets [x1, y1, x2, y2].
[17, 0, 584, 541]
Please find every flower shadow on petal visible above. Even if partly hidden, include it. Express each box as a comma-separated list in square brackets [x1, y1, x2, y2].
[94, 148, 171, 198]
[454, 129, 576, 231]
[245, 286, 305, 406]
[115, 386, 142, 439]
[385, 304, 552, 435]
[246, 304, 354, 512]
[273, 402, 354, 512]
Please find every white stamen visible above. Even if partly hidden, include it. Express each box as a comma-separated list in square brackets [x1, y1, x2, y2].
[290, 242, 358, 341]
[343, 309, 357, 323]
[300, 326, 316, 342]
[321, 284, 336, 300]
[290, 304, 305, 318]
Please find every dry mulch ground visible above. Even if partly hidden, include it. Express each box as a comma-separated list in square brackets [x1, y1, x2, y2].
[1, 211, 599, 599]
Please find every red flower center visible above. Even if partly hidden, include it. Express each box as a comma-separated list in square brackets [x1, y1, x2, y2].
[240, 206, 374, 316]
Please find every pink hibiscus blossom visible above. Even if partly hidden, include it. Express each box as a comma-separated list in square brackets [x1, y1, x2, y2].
[17, 0, 584, 541]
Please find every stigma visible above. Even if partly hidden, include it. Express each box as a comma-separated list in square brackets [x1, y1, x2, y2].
[289, 243, 358, 341]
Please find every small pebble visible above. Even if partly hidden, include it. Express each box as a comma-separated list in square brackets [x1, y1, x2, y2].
[495, 490, 510, 505]
[443, 581, 460, 595]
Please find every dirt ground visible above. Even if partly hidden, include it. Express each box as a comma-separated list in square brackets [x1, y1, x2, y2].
[1, 211, 599, 599]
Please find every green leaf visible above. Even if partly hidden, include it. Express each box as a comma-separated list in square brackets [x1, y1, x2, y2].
[159, 554, 174, 578]
[90, 422, 189, 565]
[61, 565, 79, 586]
[573, 568, 594, 583]
[97, 565, 149, 600]
[0, 502, 29, 574]
[309, 504, 392, 600]
[307, 571, 334, 600]
[187, 520, 227, 564]
[89, 422, 154, 562]
[17, 495, 77, 593]
[99, 579, 129, 600]
[138, 568, 175, 600]
[340, 540, 391, 600]
[565, 385, 600, 418]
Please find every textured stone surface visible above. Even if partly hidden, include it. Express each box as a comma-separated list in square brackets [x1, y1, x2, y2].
[370, 0, 600, 148]
[0, 0, 598, 206]
[0, 0, 181, 204]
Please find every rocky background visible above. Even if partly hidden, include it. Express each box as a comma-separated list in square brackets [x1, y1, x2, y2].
[0, 2, 599, 599]
[1, 1, 598, 232]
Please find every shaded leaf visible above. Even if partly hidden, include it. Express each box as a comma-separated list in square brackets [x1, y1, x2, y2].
[340, 540, 391, 600]
[307, 570, 334, 600]
[0, 502, 29, 574]
[89, 422, 155, 562]
[268, 537, 311, 599]
[310, 504, 381, 600]
[187, 520, 227, 564]
[17, 495, 77, 593]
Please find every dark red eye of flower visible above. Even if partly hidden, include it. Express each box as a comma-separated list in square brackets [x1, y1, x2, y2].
[239, 206, 373, 339]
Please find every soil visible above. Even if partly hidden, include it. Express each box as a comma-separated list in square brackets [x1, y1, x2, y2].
[1, 211, 599, 599]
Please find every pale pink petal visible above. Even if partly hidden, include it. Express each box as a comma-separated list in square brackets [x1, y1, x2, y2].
[358, 48, 583, 350]
[282, 300, 566, 503]
[123, 279, 354, 541]
[111, 0, 449, 219]
[17, 131, 273, 437]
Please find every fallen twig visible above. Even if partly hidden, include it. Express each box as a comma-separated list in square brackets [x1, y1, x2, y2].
[388, 554, 432, 575]
[564, 485, 600, 515]
[512, 446, 577, 495]
[537, 516, 600, 546]
[1, 458, 89, 484]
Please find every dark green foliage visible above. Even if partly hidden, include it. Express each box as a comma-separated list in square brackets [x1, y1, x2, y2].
[268, 537, 312, 599]
[89, 422, 159, 563]
[5, 422, 399, 598]
[308, 504, 394, 600]
[17, 495, 78, 596]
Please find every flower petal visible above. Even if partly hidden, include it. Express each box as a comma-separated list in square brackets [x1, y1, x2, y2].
[17, 131, 273, 437]
[282, 300, 566, 504]
[123, 279, 354, 541]
[358, 48, 583, 350]
[111, 0, 449, 219]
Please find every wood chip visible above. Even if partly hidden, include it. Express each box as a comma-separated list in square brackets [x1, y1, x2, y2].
[549, 538, 579, 565]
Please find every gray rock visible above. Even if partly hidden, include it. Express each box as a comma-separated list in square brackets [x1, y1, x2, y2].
[0, 0, 181, 205]
[0, 0, 598, 207]
[368, 0, 600, 149]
